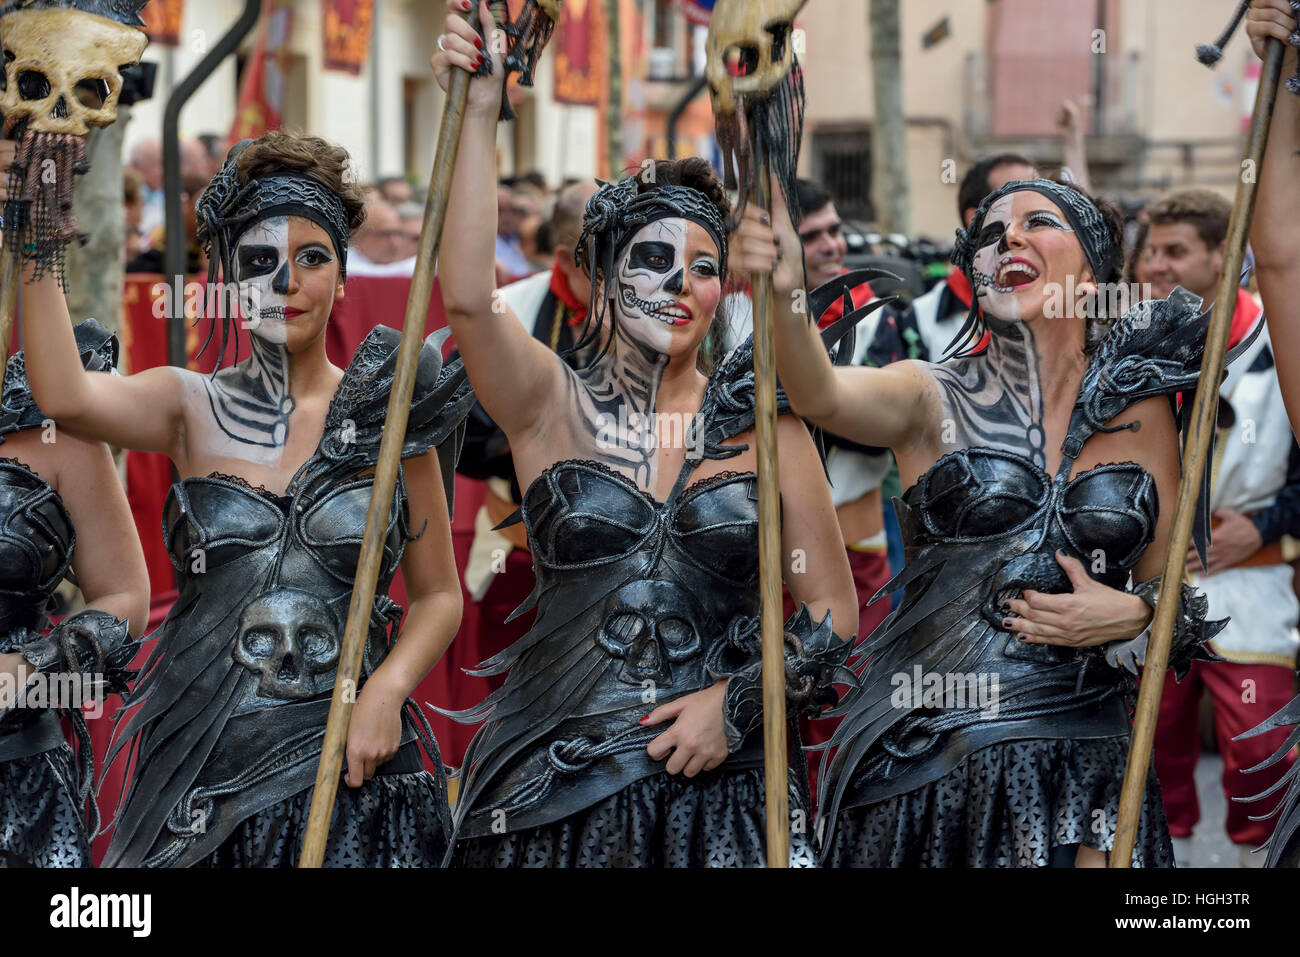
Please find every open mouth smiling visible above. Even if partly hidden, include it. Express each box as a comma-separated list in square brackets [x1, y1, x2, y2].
[994, 258, 1040, 292]
[621, 287, 692, 325]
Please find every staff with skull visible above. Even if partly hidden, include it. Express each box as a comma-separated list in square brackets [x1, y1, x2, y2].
[705, 0, 811, 868]
[1111, 2, 1291, 868]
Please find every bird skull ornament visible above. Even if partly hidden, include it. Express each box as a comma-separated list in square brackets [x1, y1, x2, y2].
[0, 7, 147, 137]
[705, 0, 807, 116]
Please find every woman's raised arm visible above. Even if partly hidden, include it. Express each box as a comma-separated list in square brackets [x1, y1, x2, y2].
[19, 268, 186, 456]
[431, 0, 565, 441]
[1248, 4, 1300, 430]
[739, 180, 939, 456]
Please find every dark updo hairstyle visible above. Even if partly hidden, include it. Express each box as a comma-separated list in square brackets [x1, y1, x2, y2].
[235, 130, 368, 241]
[635, 157, 732, 224]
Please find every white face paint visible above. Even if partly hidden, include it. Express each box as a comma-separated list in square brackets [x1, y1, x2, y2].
[614, 217, 719, 354]
[235, 216, 292, 344]
[971, 193, 1076, 323]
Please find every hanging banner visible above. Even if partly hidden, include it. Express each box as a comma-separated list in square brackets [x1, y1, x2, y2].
[230, 2, 295, 143]
[671, 0, 714, 27]
[322, 0, 374, 75]
[554, 0, 600, 105]
[142, 0, 185, 46]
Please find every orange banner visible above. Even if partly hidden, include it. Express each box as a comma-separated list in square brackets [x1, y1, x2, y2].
[142, 0, 185, 46]
[553, 0, 600, 105]
[322, 0, 374, 75]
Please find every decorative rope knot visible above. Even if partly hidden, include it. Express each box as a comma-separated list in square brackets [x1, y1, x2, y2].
[546, 736, 602, 775]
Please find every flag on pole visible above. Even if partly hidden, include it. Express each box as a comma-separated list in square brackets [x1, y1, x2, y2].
[230, 2, 295, 144]
[554, 0, 600, 105]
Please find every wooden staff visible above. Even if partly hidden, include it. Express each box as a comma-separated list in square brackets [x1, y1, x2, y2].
[1110, 35, 1287, 867]
[750, 143, 790, 869]
[298, 4, 487, 868]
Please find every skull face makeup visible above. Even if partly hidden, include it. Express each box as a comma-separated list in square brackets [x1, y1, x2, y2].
[970, 192, 1082, 324]
[613, 217, 720, 357]
[233, 214, 341, 347]
[235, 217, 292, 345]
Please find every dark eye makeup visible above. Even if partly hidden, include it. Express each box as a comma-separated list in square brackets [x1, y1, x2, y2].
[627, 241, 676, 273]
[237, 244, 280, 279]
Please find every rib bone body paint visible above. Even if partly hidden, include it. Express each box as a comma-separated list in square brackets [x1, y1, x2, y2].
[561, 217, 719, 490]
[186, 216, 296, 461]
[929, 194, 1074, 468]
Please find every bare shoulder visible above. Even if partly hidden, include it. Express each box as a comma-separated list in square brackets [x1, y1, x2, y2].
[1081, 395, 1179, 474]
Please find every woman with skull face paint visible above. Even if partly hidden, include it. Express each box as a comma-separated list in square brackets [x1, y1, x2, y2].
[9, 131, 473, 867]
[431, 0, 856, 867]
[759, 174, 1233, 867]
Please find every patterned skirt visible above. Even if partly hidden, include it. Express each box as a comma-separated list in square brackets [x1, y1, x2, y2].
[192, 769, 450, 868]
[453, 766, 816, 868]
[0, 745, 90, 868]
[824, 736, 1174, 867]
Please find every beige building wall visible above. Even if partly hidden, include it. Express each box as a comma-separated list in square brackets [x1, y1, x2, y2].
[799, 0, 1258, 237]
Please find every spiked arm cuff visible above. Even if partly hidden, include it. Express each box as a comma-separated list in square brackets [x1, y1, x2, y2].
[0, 610, 136, 730]
[1096, 578, 1225, 681]
[706, 604, 856, 754]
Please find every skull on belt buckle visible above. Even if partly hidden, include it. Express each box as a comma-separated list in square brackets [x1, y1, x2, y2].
[233, 588, 341, 700]
[596, 579, 705, 686]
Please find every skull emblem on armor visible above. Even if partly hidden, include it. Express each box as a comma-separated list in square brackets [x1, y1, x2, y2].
[0, 7, 147, 138]
[597, 580, 705, 686]
[705, 0, 807, 116]
[233, 588, 341, 700]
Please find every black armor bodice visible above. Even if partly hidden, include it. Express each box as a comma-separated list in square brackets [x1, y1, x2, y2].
[449, 340, 792, 841]
[904, 448, 1157, 630]
[524, 460, 761, 584]
[0, 460, 73, 639]
[0, 320, 118, 766]
[0, 320, 116, 639]
[104, 326, 473, 868]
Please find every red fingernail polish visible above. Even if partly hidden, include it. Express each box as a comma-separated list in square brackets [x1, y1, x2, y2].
[461, 0, 471, 9]
[638, 716, 649, 724]
[475, 35, 483, 48]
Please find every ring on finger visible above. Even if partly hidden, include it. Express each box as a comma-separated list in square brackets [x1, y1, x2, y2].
[437, 34, 447, 52]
